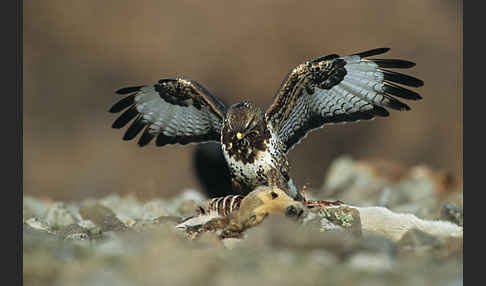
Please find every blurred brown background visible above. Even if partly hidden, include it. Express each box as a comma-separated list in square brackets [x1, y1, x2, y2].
[23, 0, 462, 201]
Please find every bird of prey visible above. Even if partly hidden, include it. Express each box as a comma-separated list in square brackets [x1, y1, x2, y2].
[109, 48, 423, 201]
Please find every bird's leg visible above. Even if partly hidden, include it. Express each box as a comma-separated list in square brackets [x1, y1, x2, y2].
[265, 168, 305, 202]
[266, 168, 288, 191]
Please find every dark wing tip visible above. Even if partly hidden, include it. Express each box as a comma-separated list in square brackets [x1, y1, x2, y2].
[387, 99, 411, 111]
[112, 105, 139, 129]
[383, 82, 422, 100]
[116, 86, 144, 95]
[354, 48, 390, 58]
[138, 127, 155, 147]
[372, 106, 390, 117]
[109, 94, 135, 113]
[156, 133, 177, 147]
[123, 116, 146, 140]
[382, 70, 424, 87]
[372, 59, 416, 69]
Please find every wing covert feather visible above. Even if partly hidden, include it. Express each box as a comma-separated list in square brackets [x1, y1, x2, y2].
[266, 48, 423, 152]
[109, 78, 227, 147]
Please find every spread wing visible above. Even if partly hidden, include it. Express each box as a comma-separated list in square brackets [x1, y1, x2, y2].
[109, 78, 227, 147]
[266, 48, 423, 152]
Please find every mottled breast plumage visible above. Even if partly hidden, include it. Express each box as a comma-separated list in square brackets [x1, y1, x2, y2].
[220, 102, 288, 195]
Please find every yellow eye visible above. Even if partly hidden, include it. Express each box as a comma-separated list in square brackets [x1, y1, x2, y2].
[236, 132, 243, 140]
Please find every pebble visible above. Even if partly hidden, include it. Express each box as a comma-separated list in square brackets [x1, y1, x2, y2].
[22, 157, 463, 286]
[44, 202, 77, 228]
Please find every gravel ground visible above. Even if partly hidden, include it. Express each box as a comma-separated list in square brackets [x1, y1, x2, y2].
[23, 156, 463, 286]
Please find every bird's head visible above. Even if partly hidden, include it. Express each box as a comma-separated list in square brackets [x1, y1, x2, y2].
[224, 101, 265, 144]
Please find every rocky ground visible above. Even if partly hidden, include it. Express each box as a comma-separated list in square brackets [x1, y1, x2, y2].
[23, 156, 463, 286]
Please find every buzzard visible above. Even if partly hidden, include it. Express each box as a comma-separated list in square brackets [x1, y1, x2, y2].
[109, 48, 423, 201]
